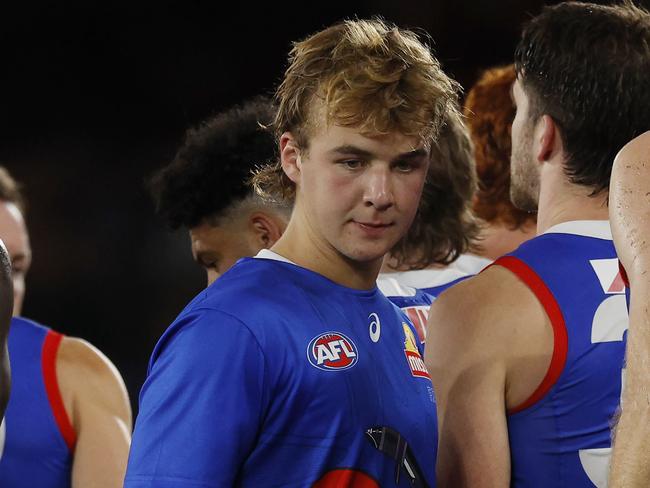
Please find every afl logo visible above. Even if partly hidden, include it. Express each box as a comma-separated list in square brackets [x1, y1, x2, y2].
[307, 332, 358, 371]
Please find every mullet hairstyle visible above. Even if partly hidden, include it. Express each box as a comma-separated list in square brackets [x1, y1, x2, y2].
[253, 17, 465, 266]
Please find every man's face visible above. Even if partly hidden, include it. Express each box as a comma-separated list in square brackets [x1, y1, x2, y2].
[0, 201, 31, 316]
[510, 78, 541, 212]
[291, 123, 429, 264]
[189, 220, 258, 286]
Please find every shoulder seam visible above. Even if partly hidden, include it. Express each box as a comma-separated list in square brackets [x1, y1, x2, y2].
[42, 330, 77, 452]
[491, 256, 569, 415]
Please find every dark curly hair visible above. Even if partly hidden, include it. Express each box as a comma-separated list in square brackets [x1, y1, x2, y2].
[464, 65, 534, 230]
[149, 96, 279, 229]
[515, 1, 650, 196]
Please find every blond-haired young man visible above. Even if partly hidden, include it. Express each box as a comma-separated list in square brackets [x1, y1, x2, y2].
[126, 18, 458, 487]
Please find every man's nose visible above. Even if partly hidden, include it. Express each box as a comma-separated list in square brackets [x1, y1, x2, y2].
[363, 167, 394, 211]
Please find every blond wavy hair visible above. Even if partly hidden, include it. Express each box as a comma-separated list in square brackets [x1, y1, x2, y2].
[252, 18, 461, 203]
[251, 19, 473, 267]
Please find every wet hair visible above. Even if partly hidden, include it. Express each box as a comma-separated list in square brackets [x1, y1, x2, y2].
[514, 1, 650, 195]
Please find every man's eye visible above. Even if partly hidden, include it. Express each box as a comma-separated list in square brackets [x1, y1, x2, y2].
[394, 161, 415, 172]
[339, 159, 363, 170]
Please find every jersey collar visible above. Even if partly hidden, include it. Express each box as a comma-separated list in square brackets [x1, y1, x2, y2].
[542, 220, 612, 240]
[254, 249, 296, 264]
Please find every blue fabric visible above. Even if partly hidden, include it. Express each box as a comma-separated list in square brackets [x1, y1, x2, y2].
[385, 288, 433, 345]
[126, 257, 438, 487]
[503, 232, 626, 487]
[420, 275, 472, 298]
[0, 317, 72, 487]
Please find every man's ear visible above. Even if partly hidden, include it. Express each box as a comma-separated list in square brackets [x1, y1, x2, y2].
[248, 211, 286, 249]
[280, 132, 302, 184]
[536, 115, 562, 163]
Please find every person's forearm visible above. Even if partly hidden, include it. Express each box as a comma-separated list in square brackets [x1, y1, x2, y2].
[610, 280, 650, 487]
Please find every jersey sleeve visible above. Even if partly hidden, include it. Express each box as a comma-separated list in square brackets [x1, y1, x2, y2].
[124, 308, 268, 488]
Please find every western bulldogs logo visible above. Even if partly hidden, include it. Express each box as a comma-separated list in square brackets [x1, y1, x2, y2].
[403, 324, 430, 379]
[307, 332, 358, 371]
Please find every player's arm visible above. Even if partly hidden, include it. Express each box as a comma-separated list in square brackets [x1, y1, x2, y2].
[124, 308, 267, 488]
[609, 131, 650, 488]
[0, 239, 11, 417]
[56, 337, 132, 488]
[425, 267, 551, 487]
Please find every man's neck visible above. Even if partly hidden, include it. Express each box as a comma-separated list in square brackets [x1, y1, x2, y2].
[478, 220, 537, 260]
[271, 215, 381, 290]
[536, 168, 609, 234]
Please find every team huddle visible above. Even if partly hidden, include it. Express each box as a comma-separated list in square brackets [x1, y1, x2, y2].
[0, 1, 649, 487]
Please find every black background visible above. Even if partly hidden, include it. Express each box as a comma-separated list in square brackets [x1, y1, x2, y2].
[0, 0, 643, 413]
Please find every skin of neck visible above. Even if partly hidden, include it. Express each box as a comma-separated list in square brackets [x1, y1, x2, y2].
[271, 198, 382, 290]
[535, 161, 609, 235]
[477, 219, 537, 260]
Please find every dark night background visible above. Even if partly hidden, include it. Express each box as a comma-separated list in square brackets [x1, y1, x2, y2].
[0, 0, 645, 414]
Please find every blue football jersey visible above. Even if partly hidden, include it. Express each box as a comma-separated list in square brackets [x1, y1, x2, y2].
[494, 221, 627, 487]
[125, 253, 438, 487]
[378, 254, 489, 343]
[0, 317, 76, 487]
[376, 278, 433, 344]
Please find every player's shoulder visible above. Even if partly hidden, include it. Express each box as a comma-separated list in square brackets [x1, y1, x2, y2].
[57, 337, 128, 398]
[56, 336, 131, 425]
[437, 264, 526, 309]
[430, 263, 536, 335]
[426, 263, 547, 373]
[189, 257, 305, 313]
[57, 336, 116, 375]
[10, 315, 49, 334]
[616, 130, 650, 163]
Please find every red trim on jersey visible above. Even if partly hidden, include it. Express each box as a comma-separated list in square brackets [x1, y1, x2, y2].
[313, 468, 380, 487]
[42, 330, 77, 451]
[491, 256, 569, 415]
[619, 261, 630, 288]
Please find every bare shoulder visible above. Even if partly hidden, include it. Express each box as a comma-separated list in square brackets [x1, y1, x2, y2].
[426, 264, 549, 369]
[56, 336, 131, 427]
[429, 265, 539, 335]
[616, 130, 650, 162]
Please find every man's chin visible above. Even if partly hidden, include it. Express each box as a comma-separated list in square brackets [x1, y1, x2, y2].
[342, 243, 394, 265]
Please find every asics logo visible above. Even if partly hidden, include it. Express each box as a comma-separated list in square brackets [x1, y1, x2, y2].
[369, 313, 381, 343]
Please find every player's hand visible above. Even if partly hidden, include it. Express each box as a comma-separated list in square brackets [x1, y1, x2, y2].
[609, 131, 650, 285]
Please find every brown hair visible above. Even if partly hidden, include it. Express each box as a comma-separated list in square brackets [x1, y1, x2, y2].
[463, 65, 534, 229]
[391, 107, 479, 269]
[253, 17, 460, 202]
[515, 2, 650, 196]
[0, 166, 26, 215]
